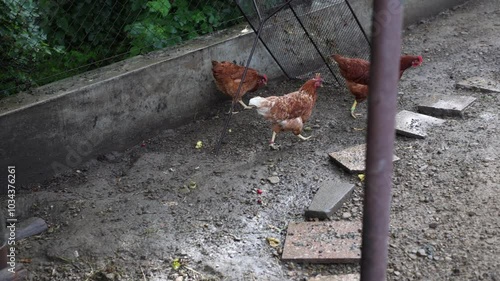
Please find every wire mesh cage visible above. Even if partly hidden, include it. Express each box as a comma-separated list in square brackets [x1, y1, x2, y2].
[235, 0, 371, 86]
[0, 0, 244, 97]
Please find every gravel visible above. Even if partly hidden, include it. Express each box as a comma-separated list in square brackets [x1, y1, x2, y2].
[4, 0, 500, 280]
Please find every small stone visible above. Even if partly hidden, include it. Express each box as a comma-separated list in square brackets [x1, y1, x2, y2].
[429, 222, 438, 229]
[409, 254, 417, 260]
[394, 271, 401, 276]
[267, 176, 280, 184]
[175, 277, 184, 281]
[417, 249, 427, 257]
[342, 212, 352, 219]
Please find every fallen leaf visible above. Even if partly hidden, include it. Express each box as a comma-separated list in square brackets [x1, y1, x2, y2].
[172, 258, 181, 270]
[189, 181, 197, 189]
[266, 237, 280, 248]
[195, 141, 203, 149]
[358, 174, 365, 182]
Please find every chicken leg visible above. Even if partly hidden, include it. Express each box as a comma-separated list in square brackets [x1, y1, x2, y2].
[239, 100, 253, 110]
[269, 131, 311, 150]
[269, 131, 280, 150]
[350, 100, 362, 119]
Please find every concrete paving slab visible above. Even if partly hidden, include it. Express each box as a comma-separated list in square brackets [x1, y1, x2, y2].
[395, 110, 445, 139]
[418, 94, 477, 117]
[308, 274, 360, 281]
[456, 77, 500, 93]
[305, 181, 355, 220]
[328, 144, 400, 173]
[282, 221, 362, 263]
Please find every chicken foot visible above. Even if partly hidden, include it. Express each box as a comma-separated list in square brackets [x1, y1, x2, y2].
[226, 100, 253, 114]
[239, 100, 254, 110]
[268, 131, 311, 150]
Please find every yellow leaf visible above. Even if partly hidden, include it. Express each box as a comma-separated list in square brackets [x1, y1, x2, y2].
[172, 258, 181, 270]
[266, 237, 280, 248]
[195, 141, 203, 149]
[358, 174, 365, 182]
[189, 180, 197, 189]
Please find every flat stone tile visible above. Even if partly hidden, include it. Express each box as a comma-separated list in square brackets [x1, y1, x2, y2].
[456, 76, 500, 93]
[418, 94, 477, 117]
[329, 144, 399, 173]
[308, 274, 360, 281]
[282, 221, 362, 263]
[395, 110, 445, 139]
[305, 181, 354, 220]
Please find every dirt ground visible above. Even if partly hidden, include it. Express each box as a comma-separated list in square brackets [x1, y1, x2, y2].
[6, 0, 500, 280]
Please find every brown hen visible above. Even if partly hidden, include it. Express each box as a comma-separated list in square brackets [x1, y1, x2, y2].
[211, 60, 267, 112]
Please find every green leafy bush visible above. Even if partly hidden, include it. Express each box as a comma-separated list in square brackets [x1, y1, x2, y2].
[125, 0, 243, 56]
[1, 0, 243, 98]
[0, 0, 61, 97]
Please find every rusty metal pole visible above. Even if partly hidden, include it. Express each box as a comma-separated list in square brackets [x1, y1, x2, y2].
[360, 0, 403, 280]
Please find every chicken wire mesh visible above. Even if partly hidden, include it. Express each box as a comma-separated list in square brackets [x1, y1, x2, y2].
[235, 0, 371, 86]
[0, 0, 243, 97]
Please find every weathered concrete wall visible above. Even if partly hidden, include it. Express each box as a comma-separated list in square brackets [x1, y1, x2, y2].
[0, 0, 469, 187]
[0, 26, 283, 187]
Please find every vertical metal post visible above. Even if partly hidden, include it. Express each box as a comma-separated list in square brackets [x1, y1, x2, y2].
[360, 0, 403, 280]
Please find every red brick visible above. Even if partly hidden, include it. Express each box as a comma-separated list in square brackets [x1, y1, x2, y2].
[282, 221, 362, 263]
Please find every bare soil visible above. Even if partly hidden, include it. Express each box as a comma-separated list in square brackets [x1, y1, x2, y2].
[6, 0, 500, 280]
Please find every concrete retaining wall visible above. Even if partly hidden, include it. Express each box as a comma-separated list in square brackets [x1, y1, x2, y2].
[0, 0, 469, 187]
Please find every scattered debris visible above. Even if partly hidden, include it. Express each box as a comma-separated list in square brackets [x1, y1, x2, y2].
[266, 237, 280, 248]
[329, 144, 400, 173]
[418, 94, 477, 117]
[305, 180, 354, 220]
[282, 221, 362, 263]
[267, 176, 280, 184]
[395, 110, 445, 139]
[195, 141, 203, 149]
[456, 76, 500, 93]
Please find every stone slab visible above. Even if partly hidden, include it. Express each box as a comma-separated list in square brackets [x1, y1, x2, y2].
[456, 76, 500, 93]
[282, 221, 362, 263]
[329, 144, 400, 173]
[308, 274, 360, 281]
[395, 110, 445, 139]
[418, 94, 476, 117]
[305, 181, 355, 220]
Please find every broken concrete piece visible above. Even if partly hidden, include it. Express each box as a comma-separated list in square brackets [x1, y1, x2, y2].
[305, 181, 354, 220]
[308, 274, 360, 281]
[456, 77, 500, 93]
[282, 221, 362, 263]
[418, 94, 476, 117]
[395, 110, 445, 139]
[16, 217, 48, 240]
[329, 144, 399, 173]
